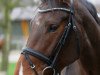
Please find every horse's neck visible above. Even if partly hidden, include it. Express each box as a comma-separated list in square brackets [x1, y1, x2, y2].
[83, 16, 100, 51]
[78, 0, 100, 52]
[81, 32, 100, 75]
[77, 1, 100, 75]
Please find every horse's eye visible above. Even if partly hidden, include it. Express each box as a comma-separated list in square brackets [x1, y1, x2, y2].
[48, 24, 58, 32]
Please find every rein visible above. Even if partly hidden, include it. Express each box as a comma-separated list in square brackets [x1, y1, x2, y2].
[21, 0, 80, 75]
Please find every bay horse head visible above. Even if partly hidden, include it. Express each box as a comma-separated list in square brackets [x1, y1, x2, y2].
[14, 0, 100, 75]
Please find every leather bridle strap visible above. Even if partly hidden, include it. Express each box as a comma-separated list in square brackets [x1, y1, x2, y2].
[70, 0, 80, 55]
[49, 0, 76, 68]
[50, 12, 74, 69]
[22, 48, 52, 65]
[22, 51, 38, 75]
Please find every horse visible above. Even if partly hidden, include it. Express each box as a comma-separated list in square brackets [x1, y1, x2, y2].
[0, 36, 4, 51]
[14, 0, 100, 75]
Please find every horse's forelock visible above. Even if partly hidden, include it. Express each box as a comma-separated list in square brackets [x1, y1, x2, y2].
[41, 0, 70, 4]
[40, 0, 70, 9]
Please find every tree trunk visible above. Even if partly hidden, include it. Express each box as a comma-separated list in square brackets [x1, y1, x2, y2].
[1, 0, 12, 74]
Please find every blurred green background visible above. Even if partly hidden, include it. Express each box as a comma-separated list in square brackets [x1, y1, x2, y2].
[0, 0, 39, 75]
[8, 63, 15, 75]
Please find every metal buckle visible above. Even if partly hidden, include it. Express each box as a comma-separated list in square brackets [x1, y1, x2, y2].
[73, 25, 77, 30]
[30, 64, 36, 69]
[42, 66, 56, 75]
[68, 23, 71, 27]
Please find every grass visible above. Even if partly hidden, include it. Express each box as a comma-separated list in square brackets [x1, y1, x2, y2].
[0, 63, 16, 75]
[7, 63, 16, 75]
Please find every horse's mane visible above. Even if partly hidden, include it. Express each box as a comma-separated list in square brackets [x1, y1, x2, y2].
[82, 0, 100, 25]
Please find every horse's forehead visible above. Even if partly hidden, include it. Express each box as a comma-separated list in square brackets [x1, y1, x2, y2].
[36, 12, 66, 24]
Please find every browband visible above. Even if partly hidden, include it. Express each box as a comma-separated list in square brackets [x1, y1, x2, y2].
[38, 8, 70, 13]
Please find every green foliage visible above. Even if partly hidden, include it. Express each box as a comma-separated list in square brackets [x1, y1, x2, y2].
[0, 0, 38, 73]
[0, 0, 20, 72]
[0, 0, 20, 13]
[0, 63, 16, 75]
[7, 63, 16, 75]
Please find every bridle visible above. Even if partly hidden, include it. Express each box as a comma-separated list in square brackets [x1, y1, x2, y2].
[21, 0, 80, 74]
[21, 0, 80, 75]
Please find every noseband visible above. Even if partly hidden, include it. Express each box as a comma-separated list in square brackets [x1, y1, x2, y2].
[21, 0, 80, 75]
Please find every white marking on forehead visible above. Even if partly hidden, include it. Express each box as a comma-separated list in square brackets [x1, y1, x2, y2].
[19, 62, 23, 75]
[35, 15, 42, 26]
[36, 19, 40, 26]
